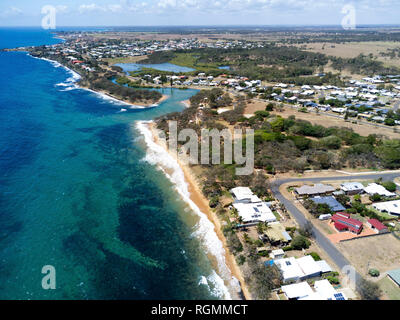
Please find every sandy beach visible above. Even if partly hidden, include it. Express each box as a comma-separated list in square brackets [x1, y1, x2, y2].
[80, 83, 169, 108]
[146, 121, 252, 300]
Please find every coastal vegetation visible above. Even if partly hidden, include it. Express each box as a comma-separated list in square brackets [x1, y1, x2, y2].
[28, 48, 163, 105]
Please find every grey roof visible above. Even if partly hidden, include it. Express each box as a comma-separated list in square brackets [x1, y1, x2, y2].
[310, 196, 346, 212]
[341, 182, 364, 191]
[388, 268, 400, 285]
[295, 184, 335, 196]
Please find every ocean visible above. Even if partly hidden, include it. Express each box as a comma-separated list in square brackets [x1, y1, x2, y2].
[0, 28, 237, 300]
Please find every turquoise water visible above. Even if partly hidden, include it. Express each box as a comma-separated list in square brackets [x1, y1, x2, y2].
[218, 66, 231, 70]
[115, 62, 195, 74]
[0, 29, 234, 300]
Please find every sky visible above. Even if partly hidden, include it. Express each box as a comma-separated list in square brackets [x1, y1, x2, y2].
[0, 0, 400, 27]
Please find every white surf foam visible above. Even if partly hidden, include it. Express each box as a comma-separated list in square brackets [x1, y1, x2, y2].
[29, 54, 82, 92]
[136, 121, 242, 300]
[28, 54, 160, 109]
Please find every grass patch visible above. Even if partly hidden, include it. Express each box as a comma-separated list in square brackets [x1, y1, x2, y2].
[272, 211, 281, 221]
[366, 206, 397, 221]
[378, 277, 400, 300]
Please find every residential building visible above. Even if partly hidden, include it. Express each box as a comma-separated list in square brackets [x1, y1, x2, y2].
[274, 255, 332, 283]
[264, 222, 292, 246]
[294, 184, 335, 197]
[331, 213, 363, 234]
[281, 280, 347, 300]
[310, 196, 346, 212]
[373, 200, 400, 216]
[387, 268, 400, 287]
[340, 182, 365, 195]
[364, 183, 396, 197]
[367, 219, 389, 234]
[233, 201, 276, 224]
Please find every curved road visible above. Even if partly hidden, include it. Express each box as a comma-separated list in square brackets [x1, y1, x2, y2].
[270, 171, 400, 287]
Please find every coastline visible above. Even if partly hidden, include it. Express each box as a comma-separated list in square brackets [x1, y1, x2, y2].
[144, 121, 252, 300]
[29, 54, 168, 108]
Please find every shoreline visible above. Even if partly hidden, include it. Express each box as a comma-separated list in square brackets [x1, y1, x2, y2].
[28, 54, 169, 108]
[145, 121, 252, 300]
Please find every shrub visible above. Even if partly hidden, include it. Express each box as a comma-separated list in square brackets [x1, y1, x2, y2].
[326, 276, 340, 285]
[369, 269, 380, 277]
[291, 235, 311, 250]
[382, 181, 397, 193]
[309, 252, 321, 261]
[237, 255, 246, 265]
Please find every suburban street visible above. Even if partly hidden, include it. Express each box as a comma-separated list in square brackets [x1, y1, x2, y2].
[270, 171, 400, 287]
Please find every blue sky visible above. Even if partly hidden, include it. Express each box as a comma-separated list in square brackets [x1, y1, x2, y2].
[0, 0, 399, 27]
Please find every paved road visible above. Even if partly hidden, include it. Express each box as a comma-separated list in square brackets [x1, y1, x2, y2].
[270, 171, 400, 287]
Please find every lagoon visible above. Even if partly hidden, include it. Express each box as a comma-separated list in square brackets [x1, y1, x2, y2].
[115, 62, 196, 74]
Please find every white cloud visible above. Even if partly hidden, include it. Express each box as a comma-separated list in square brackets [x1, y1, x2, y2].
[56, 5, 69, 14]
[1, 6, 23, 17]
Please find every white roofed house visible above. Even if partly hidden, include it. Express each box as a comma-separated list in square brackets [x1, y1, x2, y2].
[373, 200, 400, 216]
[364, 183, 396, 197]
[281, 282, 314, 300]
[274, 255, 332, 283]
[340, 182, 365, 195]
[233, 201, 276, 224]
[230, 187, 261, 203]
[230, 187, 276, 224]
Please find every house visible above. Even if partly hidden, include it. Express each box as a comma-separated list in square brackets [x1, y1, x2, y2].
[281, 282, 314, 300]
[264, 222, 292, 246]
[331, 213, 363, 234]
[309, 196, 346, 212]
[233, 202, 276, 224]
[281, 280, 346, 300]
[294, 184, 335, 197]
[313, 280, 347, 300]
[367, 219, 389, 234]
[387, 268, 400, 287]
[364, 183, 396, 197]
[274, 255, 331, 283]
[230, 187, 261, 203]
[275, 257, 306, 283]
[270, 249, 285, 260]
[341, 182, 365, 195]
[372, 200, 400, 216]
[296, 255, 322, 279]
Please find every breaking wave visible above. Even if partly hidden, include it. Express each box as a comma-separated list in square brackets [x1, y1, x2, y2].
[136, 120, 241, 300]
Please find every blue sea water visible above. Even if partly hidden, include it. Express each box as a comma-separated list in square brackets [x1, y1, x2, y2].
[115, 62, 195, 74]
[0, 29, 235, 299]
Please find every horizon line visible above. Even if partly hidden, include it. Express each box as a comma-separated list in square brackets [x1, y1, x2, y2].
[1, 24, 400, 28]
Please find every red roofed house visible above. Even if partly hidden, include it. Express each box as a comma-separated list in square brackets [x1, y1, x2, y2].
[331, 213, 363, 234]
[367, 219, 389, 234]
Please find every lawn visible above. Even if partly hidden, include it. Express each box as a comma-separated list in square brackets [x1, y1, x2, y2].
[169, 53, 222, 73]
[366, 205, 397, 221]
[378, 277, 400, 300]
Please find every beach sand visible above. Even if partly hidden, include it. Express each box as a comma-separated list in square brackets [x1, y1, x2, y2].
[80, 83, 169, 108]
[147, 122, 252, 300]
